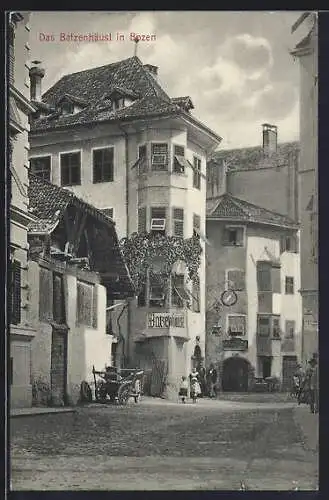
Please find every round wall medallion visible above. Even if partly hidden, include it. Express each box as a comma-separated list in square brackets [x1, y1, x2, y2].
[220, 289, 238, 307]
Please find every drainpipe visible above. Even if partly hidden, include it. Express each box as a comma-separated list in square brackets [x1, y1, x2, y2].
[118, 123, 131, 368]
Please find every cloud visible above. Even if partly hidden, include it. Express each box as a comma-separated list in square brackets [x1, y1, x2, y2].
[30, 11, 300, 147]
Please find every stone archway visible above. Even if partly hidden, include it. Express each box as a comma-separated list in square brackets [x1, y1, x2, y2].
[222, 356, 250, 392]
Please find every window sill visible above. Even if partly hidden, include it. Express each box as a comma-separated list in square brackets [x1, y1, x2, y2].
[61, 183, 81, 187]
[93, 179, 114, 184]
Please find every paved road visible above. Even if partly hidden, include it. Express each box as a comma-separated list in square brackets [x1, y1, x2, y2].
[10, 398, 318, 491]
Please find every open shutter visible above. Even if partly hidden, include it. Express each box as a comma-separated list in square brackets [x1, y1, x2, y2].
[10, 260, 21, 325]
[138, 207, 147, 233]
[227, 269, 245, 291]
[39, 267, 53, 321]
[92, 285, 98, 329]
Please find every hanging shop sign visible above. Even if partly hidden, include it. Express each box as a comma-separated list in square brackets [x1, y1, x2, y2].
[147, 312, 185, 328]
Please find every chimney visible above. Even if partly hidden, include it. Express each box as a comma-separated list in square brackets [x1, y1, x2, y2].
[143, 64, 158, 81]
[262, 123, 278, 156]
[29, 61, 45, 101]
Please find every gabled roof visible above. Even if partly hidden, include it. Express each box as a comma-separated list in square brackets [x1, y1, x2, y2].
[209, 141, 299, 171]
[28, 174, 116, 233]
[31, 56, 176, 132]
[56, 93, 88, 107]
[206, 193, 299, 229]
[28, 174, 135, 297]
[171, 96, 194, 110]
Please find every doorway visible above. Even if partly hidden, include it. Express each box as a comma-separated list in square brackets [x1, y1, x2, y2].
[261, 356, 272, 378]
[222, 356, 249, 392]
[50, 326, 68, 406]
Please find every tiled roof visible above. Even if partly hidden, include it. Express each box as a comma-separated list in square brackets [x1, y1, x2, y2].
[206, 193, 298, 228]
[28, 174, 116, 233]
[31, 56, 178, 132]
[28, 174, 135, 296]
[209, 141, 299, 171]
[171, 96, 194, 110]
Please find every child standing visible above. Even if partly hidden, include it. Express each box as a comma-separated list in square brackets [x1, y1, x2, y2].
[190, 368, 201, 403]
[178, 376, 189, 403]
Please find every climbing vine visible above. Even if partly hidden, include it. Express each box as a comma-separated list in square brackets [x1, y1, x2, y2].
[119, 232, 202, 294]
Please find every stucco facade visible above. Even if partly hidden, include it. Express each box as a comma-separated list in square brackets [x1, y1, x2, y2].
[206, 218, 302, 391]
[28, 259, 110, 405]
[9, 12, 37, 408]
[291, 13, 318, 363]
[28, 58, 221, 397]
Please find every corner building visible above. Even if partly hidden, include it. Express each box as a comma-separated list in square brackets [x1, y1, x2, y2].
[28, 56, 221, 395]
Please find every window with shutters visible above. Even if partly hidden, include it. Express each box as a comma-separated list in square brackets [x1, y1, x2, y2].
[192, 279, 200, 313]
[171, 274, 189, 308]
[149, 275, 166, 308]
[30, 156, 51, 182]
[223, 226, 245, 246]
[257, 315, 281, 337]
[150, 207, 166, 234]
[257, 262, 272, 291]
[257, 316, 271, 336]
[193, 214, 201, 237]
[39, 267, 53, 321]
[228, 315, 246, 336]
[93, 147, 114, 183]
[271, 264, 281, 293]
[285, 320, 295, 339]
[280, 234, 298, 253]
[9, 23, 15, 84]
[9, 260, 21, 325]
[76, 280, 97, 328]
[138, 207, 147, 233]
[53, 273, 65, 324]
[226, 269, 245, 291]
[285, 276, 294, 295]
[173, 144, 185, 173]
[193, 156, 201, 189]
[60, 151, 81, 186]
[138, 144, 148, 173]
[172, 208, 184, 237]
[151, 143, 168, 171]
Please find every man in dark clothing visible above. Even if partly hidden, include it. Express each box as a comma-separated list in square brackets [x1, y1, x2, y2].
[309, 356, 319, 414]
[198, 363, 206, 397]
[206, 364, 218, 398]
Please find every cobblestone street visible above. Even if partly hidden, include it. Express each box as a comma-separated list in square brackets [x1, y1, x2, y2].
[10, 396, 318, 490]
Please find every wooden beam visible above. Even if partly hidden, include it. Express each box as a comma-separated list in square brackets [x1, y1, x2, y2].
[72, 212, 87, 254]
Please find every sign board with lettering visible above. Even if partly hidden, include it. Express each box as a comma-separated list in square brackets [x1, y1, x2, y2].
[148, 312, 185, 329]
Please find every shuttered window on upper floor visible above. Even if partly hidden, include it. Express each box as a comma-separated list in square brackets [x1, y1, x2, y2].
[39, 266, 53, 321]
[9, 260, 21, 325]
[77, 280, 97, 328]
[172, 208, 184, 237]
[227, 269, 245, 291]
[138, 207, 147, 233]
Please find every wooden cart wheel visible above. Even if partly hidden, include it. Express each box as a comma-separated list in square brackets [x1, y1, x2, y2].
[118, 384, 130, 405]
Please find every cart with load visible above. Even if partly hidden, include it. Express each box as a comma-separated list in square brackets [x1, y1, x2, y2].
[92, 366, 144, 405]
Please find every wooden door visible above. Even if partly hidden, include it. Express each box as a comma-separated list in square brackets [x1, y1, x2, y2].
[50, 326, 68, 406]
[282, 355, 298, 391]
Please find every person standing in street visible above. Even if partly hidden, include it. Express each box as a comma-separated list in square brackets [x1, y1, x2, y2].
[206, 364, 218, 398]
[198, 363, 206, 397]
[309, 355, 319, 414]
[190, 367, 201, 403]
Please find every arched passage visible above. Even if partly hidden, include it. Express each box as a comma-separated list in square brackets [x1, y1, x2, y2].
[222, 356, 250, 392]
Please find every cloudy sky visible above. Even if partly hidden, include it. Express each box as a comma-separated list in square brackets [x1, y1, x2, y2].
[29, 11, 302, 148]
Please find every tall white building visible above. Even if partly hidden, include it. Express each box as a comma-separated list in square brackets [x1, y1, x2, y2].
[28, 56, 221, 396]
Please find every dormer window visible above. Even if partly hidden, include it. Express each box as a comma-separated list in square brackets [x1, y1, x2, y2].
[61, 101, 74, 115]
[112, 98, 125, 111]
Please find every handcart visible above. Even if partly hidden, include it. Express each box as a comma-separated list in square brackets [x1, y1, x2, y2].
[92, 366, 144, 405]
